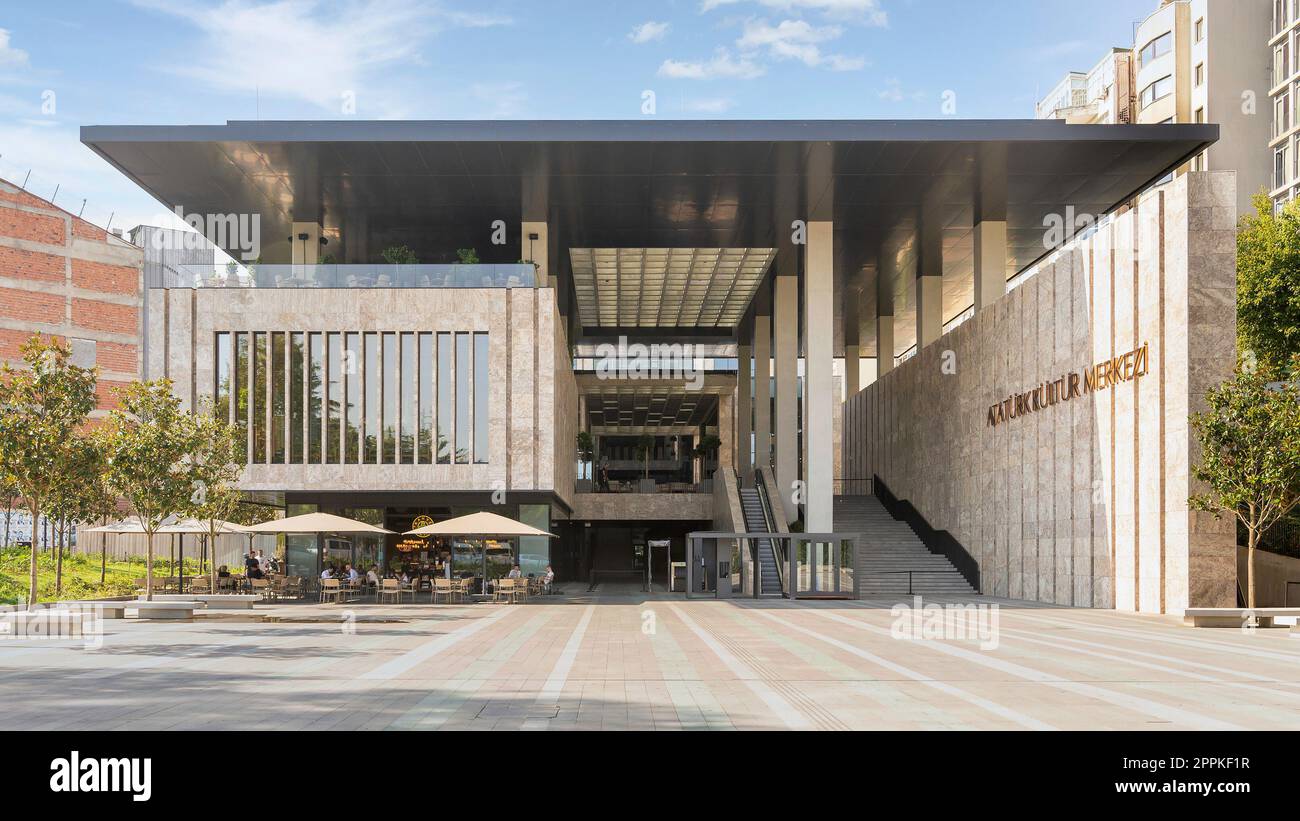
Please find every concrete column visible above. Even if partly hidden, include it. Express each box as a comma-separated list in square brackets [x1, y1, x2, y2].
[803, 222, 834, 532]
[290, 221, 324, 264]
[975, 143, 1009, 313]
[753, 309, 772, 472]
[774, 272, 799, 522]
[520, 221, 552, 288]
[717, 392, 735, 472]
[736, 340, 752, 477]
[916, 213, 944, 350]
[974, 220, 1008, 312]
[844, 280, 860, 399]
[877, 252, 895, 376]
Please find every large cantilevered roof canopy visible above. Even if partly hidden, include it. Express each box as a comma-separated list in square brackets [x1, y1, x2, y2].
[81, 118, 1215, 341]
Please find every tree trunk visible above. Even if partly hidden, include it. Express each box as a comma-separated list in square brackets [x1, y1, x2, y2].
[3, 496, 12, 549]
[209, 530, 218, 594]
[26, 504, 39, 606]
[1247, 528, 1258, 610]
[145, 529, 155, 602]
[55, 518, 64, 596]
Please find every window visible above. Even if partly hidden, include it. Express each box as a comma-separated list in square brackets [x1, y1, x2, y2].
[383, 332, 397, 463]
[252, 332, 266, 463]
[418, 333, 433, 464]
[437, 333, 452, 464]
[400, 332, 416, 463]
[345, 332, 361, 463]
[307, 333, 322, 463]
[214, 332, 232, 423]
[1138, 32, 1172, 66]
[217, 329, 490, 466]
[1140, 75, 1174, 108]
[473, 333, 489, 464]
[271, 332, 286, 464]
[290, 333, 305, 463]
[1194, 107, 1205, 123]
[364, 333, 379, 463]
[1194, 63, 1204, 87]
[325, 333, 341, 463]
[1195, 18, 1204, 43]
[1277, 147, 1288, 188]
[455, 332, 470, 464]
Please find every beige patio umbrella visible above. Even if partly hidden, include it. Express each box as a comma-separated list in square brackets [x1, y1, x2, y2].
[402, 510, 555, 538]
[242, 512, 392, 535]
[403, 511, 555, 590]
[243, 513, 395, 579]
[85, 516, 248, 587]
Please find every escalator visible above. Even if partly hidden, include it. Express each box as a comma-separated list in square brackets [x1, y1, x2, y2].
[739, 476, 784, 597]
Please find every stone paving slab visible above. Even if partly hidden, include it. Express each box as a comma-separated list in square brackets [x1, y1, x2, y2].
[0, 595, 1297, 730]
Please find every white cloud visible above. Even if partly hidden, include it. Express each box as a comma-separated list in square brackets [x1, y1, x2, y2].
[629, 21, 670, 43]
[737, 18, 863, 70]
[659, 49, 765, 80]
[682, 97, 736, 113]
[702, 0, 887, 27]
[0, 29, 30, 67]
[129, 0, 510, 111]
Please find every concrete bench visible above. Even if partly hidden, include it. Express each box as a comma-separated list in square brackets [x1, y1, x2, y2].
[61, 601, 129, 619]
[0, 608, 94, 637]
[141, 594, 259, 611]
[1183, 608, 1300, 628]
[128, 601, 200, 620]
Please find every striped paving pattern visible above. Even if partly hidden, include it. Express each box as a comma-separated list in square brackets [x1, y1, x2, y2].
[0, 596, 1297, 730]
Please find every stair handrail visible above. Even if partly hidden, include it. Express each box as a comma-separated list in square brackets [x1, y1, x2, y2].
[754, 468, 786, 595]
[873, 474, 981, 593]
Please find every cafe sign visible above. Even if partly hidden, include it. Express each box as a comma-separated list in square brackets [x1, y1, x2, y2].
[986, 341, 1150, 428]
[396, 515, 434, 552]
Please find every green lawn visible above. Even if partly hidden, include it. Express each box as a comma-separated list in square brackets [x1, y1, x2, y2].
[0, 546, 204, 605]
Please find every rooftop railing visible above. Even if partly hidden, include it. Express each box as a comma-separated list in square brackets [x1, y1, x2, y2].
[162, 263, 537, 289]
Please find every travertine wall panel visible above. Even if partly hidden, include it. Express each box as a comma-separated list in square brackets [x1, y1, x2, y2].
[843, 173, 1237, 614]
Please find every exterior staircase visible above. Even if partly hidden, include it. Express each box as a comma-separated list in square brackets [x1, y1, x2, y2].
[834, 495, 977, 596]
[739, 487, 784, 597]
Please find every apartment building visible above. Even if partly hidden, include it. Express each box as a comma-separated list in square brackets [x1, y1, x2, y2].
[1037, 1, 1269, 216]
[1270, 0, 1300, 208]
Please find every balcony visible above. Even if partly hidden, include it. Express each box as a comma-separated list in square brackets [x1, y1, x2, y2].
[158, 263, 537, 289]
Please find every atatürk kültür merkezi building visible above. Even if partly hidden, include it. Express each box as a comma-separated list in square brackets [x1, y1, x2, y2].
[81, 119, 1237, 613]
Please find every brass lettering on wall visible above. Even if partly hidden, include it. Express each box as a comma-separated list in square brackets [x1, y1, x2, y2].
[986, 342, 1150, 428]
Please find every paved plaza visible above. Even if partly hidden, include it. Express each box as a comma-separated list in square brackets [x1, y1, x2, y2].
[1, 595, 1298, 731]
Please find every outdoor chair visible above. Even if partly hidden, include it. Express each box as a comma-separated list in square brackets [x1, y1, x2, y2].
[190, 577, 212, 594]
[494, 578, 516, 603]
[432, 578, 455, 604]
[319, 578, 343, 604]
[378, 578, 402, 604]
[250, 578, 271, 600]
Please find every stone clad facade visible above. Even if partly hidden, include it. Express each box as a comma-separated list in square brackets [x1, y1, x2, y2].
[842, 172, 1238, 614]
[149, 285, 574, 508]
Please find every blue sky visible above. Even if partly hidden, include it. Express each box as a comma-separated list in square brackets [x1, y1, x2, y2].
[0, 0, 1155, 231]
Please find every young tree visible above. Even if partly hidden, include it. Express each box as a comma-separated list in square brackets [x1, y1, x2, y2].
[1190, 360, 1300, 607]
[183, 408, 247, 592]
[1237, 193, 1300, 375]
[635, 434, 655, 481]
[44, 434, 108, 595]
[0, 336, 98, 605]
[98, 380, 202, 601]
[576, 431, 594, 482]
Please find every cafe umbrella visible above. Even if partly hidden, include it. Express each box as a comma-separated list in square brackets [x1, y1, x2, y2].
[85, 516, 247, 591]
[402, 511, 556, 592]
[241, 512, 395, 578]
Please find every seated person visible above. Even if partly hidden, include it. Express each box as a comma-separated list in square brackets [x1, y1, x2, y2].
[345, 563, 360, 582]
[366, 565, 379, 586]
[320, 566, 335, 580]
[217, 565, 231, 578]
[506, 564, 522, 579]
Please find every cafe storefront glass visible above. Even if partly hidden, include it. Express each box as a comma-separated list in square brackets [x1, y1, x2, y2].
[284, 502, 319, 579]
